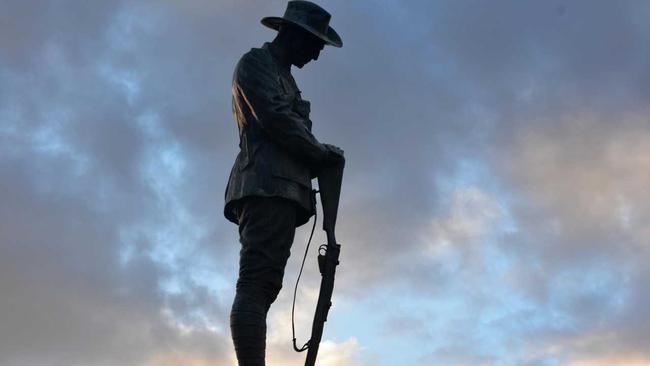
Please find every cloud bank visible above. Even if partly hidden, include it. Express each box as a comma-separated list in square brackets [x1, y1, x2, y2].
[2, 0, 649, 365]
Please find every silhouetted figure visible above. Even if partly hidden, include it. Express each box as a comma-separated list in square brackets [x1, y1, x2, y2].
[224, 1, 343, 365]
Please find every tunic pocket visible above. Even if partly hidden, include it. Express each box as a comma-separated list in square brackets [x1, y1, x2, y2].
[293, 99, 311, 118]
[269, 144, 311, 188]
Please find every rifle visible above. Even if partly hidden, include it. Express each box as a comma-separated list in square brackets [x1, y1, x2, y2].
[292, 159, 345, 366]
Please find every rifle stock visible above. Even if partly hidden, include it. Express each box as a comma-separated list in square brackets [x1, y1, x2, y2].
[305, 160, 345, 366]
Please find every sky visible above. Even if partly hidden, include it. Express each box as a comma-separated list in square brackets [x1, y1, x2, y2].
[1, 0, 650, 365]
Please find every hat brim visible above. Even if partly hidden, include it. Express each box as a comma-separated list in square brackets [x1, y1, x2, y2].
[261, 16, 342, 48]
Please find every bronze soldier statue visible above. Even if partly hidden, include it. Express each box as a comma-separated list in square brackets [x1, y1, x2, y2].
[224, 1, 344, 364]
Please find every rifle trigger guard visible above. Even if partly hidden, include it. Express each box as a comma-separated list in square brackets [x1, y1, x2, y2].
[317, 244, 327, 275]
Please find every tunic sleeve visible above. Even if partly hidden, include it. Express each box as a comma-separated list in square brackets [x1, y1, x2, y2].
[232, 52, 328, 166]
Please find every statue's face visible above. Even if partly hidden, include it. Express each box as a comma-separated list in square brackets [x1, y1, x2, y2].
[291, 30, 326, 69]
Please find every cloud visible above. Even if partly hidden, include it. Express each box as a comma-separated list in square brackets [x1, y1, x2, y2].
[2, 0, 650, 365]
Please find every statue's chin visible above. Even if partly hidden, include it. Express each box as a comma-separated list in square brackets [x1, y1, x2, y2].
[294, 59, 311, 69]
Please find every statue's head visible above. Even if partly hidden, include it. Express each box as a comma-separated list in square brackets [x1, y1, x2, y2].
[262, 1, 342, 68]
[277, 23, 326, 68]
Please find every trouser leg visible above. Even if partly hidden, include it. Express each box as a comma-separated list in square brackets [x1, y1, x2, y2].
[230, 197, 297, 366]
